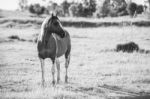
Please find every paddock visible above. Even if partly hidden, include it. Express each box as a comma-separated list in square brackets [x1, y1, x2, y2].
[0, 24, 150, 98]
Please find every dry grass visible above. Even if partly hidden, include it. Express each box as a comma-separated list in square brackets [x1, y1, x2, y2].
[0, 26, 150, 99]
[0, 10, 150, 99]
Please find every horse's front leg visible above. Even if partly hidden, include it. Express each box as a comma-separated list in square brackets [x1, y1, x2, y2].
[56, 58, 60, 83]
[51, 60, 56, 85]
[40, 58, 45, 87]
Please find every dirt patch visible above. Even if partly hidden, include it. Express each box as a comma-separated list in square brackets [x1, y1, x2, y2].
[120, 95, 150, 99]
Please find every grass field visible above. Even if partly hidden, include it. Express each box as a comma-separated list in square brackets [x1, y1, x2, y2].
[0, 10, 150, 99]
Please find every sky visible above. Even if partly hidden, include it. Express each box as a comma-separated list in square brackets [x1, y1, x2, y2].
[0, 0, 19, 10]
[0, 0, 63, 10]
[0, 0, 146, 11]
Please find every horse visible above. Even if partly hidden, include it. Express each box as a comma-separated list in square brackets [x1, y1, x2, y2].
[37, 13, 71, 86]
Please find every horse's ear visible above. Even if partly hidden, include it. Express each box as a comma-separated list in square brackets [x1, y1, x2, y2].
[51, 13, 54, 17]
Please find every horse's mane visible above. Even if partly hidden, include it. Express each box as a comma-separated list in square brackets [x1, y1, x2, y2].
[39, 15, 60, 43]
[42, 16, 59, 29]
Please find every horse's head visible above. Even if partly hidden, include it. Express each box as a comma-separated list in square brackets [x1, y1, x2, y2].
[46, 13, 66, 38]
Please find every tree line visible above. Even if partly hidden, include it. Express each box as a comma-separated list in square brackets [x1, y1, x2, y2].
[19, 0, 150, 18]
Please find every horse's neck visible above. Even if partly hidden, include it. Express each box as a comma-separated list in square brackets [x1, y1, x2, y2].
[52, 34, 61, 40]
[39, 29, 52, 45]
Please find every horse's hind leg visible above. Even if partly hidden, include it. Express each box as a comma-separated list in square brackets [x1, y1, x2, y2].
[56, 58, 60, 83]
[40, 58, 45, 87]
[65, 54, 70, 83]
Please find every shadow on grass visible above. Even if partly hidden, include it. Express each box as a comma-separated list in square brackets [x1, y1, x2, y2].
[63, 83, 150, 99]
[98, 84, 150, 99]
[53, 94, 88, 99]
[120, 95, 150, 99]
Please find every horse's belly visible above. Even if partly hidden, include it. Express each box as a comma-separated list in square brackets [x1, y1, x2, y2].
[57, 47, 67, 57]
[38, 48, 56, 59]
[38, 47, 66, 59]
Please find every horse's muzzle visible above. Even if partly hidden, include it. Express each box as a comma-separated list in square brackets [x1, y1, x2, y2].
[60, 31, 66, 38]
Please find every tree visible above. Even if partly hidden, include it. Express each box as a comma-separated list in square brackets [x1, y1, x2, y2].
[89, 0, 97, 15]
[61, 0, 70, 16]
[69, 3, 79, 17]
[51, 3, 58, 11]
[29, 4, 45, 16]
[136, 5, 144, 14]
[18, 0, 28, 11]
[83, 0, 97, 16]
[127, 2, 137, 17]
[77, 3, 84, 16]
[99, 0, 128, 17]
[148, 0, 150, 11]
[68, 0, 96, 17]
[101, 0, 111, 17]
[115, 0, 127, 16]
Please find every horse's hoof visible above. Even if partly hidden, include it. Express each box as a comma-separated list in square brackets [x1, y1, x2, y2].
[52, 81, 55, 85]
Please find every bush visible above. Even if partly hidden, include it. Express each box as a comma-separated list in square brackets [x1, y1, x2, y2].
[55, 6, 64, 17]
[77, 3, 84, 17]
[116, 42, 139, 53]
[18, 0, 28, 11]
[116, 0, 128, 16]
[85, 0, 97, 16]
[69, 3, 79, 17]
[127, 2, 137, 17]
[68, 0, 96, 17]
[100, 0, 112, 17]
[61, 0, 71, 16]
[136, 5, 144, 14]
[96, 0, 128, 18]
[29, 4, 45, 16]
